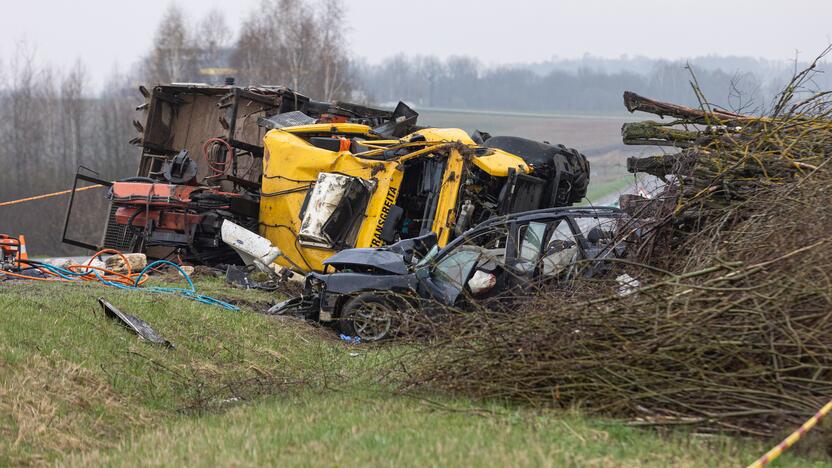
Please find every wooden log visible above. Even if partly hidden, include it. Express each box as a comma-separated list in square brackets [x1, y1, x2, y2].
[627, 152, 695, 178]
[623, 91, 747, 125]
[621, 121, 700, 147]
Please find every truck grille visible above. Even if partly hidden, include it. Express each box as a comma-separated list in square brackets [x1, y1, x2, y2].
[101, 203, 136, 252]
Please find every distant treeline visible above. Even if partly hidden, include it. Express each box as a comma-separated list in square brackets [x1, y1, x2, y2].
[358, 54, 832, 113]
[128, 0, 832, 114]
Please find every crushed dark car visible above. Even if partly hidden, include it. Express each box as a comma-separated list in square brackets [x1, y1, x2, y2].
[271, 207, 626, 341]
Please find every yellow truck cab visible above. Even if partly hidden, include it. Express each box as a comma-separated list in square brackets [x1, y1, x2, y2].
[259, 123, 588, 273]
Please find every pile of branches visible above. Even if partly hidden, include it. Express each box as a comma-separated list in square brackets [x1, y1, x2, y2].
[620, 63, 832, 263]
[404, 57, 832, 438]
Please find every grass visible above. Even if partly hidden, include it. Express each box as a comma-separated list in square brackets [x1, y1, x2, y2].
[584, 175, 635, 205]
[0, 277, 824, 466]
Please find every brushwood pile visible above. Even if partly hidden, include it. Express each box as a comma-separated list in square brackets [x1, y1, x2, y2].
[404, 61, 832, 439]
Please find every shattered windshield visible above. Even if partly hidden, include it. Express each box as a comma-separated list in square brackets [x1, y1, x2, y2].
[415, 244, 440, 269]
[424, 226, 509, 300]
[518, 221, 548, 262]
[432, 250, 481, 291]
[298, 173, 371, 247]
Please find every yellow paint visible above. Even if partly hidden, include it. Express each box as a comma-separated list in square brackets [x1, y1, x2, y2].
[259, 129, 398, 272]
[431, 146, 466, 246]
[471, 148, 529, 176]
[747, 399, 832, 468]
[282, 123, 375, 136]
[359, 170, 404, 249]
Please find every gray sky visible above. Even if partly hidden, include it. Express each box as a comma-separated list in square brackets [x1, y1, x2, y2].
[2, 0, 830, 87]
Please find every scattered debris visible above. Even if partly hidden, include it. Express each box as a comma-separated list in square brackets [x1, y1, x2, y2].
[220, 219, 284, 274]
[225, 264, 279, 291]
[340, 335, 361, 344]
[2, 250, 238, 310]
[98, 297, 174, 348]
[615, 273, 639, 296]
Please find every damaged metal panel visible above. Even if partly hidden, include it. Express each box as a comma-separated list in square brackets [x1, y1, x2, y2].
[323, 248, 409, 275]
[98, 298, 174, 348]
[135, 84, 308, 189]
[276, 207, 627, 342]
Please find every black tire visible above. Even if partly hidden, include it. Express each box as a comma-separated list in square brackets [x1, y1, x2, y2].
[337, 293, 399, 342]
[564, 146, 590, 203]
[483, 136, 590, 205]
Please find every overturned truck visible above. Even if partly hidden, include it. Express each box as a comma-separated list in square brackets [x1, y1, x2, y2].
[67, 83, 591, 273]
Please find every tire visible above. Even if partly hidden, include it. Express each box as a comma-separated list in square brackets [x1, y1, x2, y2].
[483, 137, 590, 205]
[337, 293, 399, 342]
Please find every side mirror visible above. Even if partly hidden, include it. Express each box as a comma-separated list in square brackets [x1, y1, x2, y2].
[415, 268, 430, 280]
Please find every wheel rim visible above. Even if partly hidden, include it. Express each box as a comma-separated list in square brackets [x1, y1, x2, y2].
[350, 302, 393, 342]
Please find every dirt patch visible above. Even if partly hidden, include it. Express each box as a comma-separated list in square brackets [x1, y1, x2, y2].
[218, 296, 275, 314]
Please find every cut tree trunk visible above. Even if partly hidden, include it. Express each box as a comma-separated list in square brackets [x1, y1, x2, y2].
[627, 152, 696, 179]
[623, 91, 748, 125]
[621, 121, 701, 147]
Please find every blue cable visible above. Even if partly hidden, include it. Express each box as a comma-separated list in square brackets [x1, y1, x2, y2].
[133, 260, 239, 311]
[20, 259, 239, 311]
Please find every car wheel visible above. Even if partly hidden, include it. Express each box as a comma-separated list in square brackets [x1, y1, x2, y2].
[338, 293, 398, 342]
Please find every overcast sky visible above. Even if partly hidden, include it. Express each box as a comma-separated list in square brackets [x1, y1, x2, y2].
[1, 0, 830, 87]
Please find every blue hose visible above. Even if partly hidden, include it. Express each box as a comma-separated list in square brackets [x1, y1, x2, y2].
[20, 259, 239, 311]
[134, 260, 239, 311]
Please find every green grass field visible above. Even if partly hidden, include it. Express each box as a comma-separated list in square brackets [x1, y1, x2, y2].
[1, 277, 824, 466]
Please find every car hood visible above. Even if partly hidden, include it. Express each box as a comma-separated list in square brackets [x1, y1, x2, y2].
[322, 248, 408, 275]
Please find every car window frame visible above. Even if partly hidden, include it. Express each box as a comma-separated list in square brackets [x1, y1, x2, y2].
[425, 221, 510, 268]
[429, 249, 482, 296]
[421, 223, 511, 301]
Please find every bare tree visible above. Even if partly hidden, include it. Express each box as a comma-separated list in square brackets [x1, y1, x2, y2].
[233, 1, 284, 84]
[144, 4, 195, 83]
[231, 0, 354, 99]
[285, 0, 319, 92]
[61, 59, 87, 166]
[196, 9, 232, 68]
[315, 0, 352, 100]
[8, 43, 39, 179]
